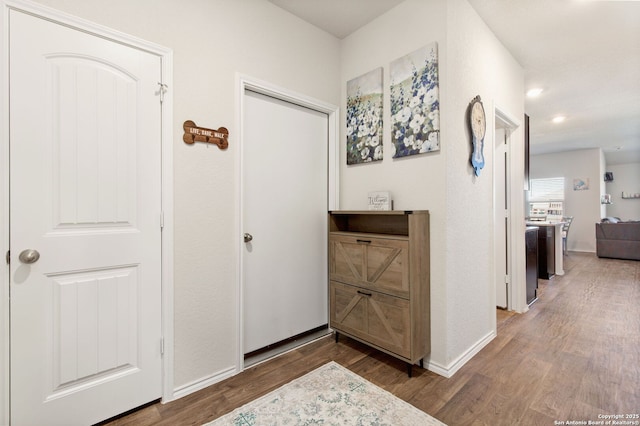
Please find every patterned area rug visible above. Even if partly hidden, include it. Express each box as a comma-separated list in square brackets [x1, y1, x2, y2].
[204, 361, 445, 425]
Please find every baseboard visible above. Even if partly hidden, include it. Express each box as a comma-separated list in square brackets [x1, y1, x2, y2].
[424, 330, 496, 378]
[170, 366, 237, 402]
[170, 330, 497, 398]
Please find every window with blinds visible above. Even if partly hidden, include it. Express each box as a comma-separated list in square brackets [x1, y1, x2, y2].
[529, 177, 564, 201]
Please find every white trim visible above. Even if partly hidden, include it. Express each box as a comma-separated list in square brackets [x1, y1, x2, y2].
[491, 101, 525, 346]
[171, 366, 237, 401]
[492, 105, 513, 313]
[0, 1, 175, 422]
[425, 330, 496, 378]
[2, 0, 170, 56]
[174, 332, 326, 400]
[160, 53, 175, 403]
[494, 104, 520, 130]
[328, 107, 341, 211]
[494, 104, 525, 314]
[235, 74, 339, 373]
[0, 2, 9, 424]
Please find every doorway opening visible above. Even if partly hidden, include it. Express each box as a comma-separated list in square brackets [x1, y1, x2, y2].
[493, 107, 519, 314]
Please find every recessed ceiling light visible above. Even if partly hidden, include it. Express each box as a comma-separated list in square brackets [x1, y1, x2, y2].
[552, 116, 566, 123]
[526, 88, 543, 98]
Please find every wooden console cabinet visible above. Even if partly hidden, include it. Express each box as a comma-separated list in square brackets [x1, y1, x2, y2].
[328, 211, 430, 375]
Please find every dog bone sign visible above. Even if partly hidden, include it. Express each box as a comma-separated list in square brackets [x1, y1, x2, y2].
[183, 120, 229, 149]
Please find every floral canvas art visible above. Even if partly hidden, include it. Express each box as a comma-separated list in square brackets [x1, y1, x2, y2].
[346, 67, 383, 164]
[391, 43, 440, 158]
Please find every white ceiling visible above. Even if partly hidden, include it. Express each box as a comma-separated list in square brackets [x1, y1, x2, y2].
[268, 0, 640, 165]
[268, 0, 405, 39]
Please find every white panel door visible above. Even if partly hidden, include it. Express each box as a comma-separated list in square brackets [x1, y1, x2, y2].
[9, 10, 162, 426]
[495, 128, 509, 309]
[243, 90, 328, 354]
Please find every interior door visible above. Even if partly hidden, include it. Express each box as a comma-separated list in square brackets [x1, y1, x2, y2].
[9, 10, 162, 425]
[495, 127, 509, 309]
[242, 89, 328, 355]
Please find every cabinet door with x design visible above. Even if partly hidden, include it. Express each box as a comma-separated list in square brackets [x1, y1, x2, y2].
[330, 234, 409, 298]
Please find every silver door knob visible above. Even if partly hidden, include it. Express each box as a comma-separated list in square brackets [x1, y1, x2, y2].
[244, 233, 253, 243]
[19, 249, 40, 264]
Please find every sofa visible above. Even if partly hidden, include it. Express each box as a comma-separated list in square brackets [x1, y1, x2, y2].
[595, 219, 640, 260]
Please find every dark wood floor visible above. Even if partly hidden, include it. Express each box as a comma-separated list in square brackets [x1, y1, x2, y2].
[104, 252, 640, 426]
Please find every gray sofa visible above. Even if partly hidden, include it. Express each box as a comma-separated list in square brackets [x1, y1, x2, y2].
[595, 220, 640, 260]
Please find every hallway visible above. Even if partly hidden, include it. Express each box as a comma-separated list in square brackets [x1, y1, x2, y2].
[103, 252, 640, 425]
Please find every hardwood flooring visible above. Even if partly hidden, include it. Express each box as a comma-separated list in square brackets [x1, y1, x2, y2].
[102, 252, 640, 426]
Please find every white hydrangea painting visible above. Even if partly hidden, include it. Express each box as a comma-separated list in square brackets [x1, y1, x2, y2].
[346, 67, 383, 164]
[390, 43, 440, 158]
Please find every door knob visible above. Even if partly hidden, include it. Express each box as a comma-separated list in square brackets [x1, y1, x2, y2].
[244, 233, 253, 243]
[19, 249, 40, 264]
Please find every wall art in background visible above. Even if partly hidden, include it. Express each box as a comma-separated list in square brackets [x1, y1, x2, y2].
[346, 67, 384, 164]
[573, 178, 590, 191]
[390, 42, 440, 158]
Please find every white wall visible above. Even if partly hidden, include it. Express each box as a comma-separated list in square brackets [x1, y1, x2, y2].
[340, 0, 524, 373]
[445, 0, 525, 365]
[28, 0, 341, 391]
[530, 149, 603, 252]
[14, 0, 525, 397]
[340, 0, 449, 367]
[605, 162, 640, 220]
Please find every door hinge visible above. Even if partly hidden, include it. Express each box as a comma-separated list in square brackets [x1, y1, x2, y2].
[5, 250, 9, 265]
[160, 337, 165, 355]
[158, 82, 168, 103]
[160, 211, 165, 229]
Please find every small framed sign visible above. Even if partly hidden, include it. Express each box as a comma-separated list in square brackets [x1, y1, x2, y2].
[368, 191, 392, 210]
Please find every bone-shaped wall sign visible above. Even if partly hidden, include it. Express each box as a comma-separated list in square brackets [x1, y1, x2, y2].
[183, 120, 229, 150]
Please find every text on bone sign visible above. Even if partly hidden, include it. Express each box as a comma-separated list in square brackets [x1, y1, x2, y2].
[183, 120, 229, 149]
